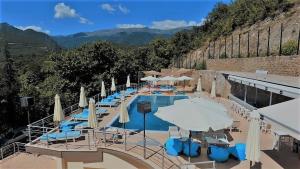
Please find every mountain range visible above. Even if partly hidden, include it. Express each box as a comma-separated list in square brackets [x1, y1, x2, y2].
[53, 27, 191, 48]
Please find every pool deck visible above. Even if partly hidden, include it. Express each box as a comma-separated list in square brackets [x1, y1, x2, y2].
[1, 89, 299, 169]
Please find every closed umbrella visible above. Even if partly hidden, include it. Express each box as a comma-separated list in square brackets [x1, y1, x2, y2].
[101, 81, 106, 98]
[111, 77, 116, 92]
[53, 94, 64, 123]
[196, 77, 202, 92]
[79, 87, 88, 108]
[119, 98, 130, 150]
[246, 111, 261, 166]
[210, 76, 216, 98]
[126, 75, 130, 88]
[88, 98, 97, 128]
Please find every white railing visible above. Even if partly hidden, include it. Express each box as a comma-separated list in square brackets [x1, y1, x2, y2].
[180, 161, 216, 169]
[0, 142, 26, 160]
[27, 82, 147, 143]
[28, 126, 179, 169]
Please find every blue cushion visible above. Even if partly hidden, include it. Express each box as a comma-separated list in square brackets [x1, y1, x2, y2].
[228, 143, 246, 161]
[183, 140, 201, 157]
[165, 138, 183, 156]
[208, 145, 229, 162]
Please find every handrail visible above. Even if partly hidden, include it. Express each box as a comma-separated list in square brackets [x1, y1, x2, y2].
[180, 161, 216, 169]
[0, 142, 26, 160]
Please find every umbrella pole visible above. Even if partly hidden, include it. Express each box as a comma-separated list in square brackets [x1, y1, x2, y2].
[189, 130, 191, 162]
[124, 123, 126, 151]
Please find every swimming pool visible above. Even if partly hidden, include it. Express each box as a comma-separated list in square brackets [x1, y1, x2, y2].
[110, 95, 188, 131]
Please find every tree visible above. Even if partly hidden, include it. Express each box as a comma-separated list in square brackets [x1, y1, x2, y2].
[0, 44, 20, 130]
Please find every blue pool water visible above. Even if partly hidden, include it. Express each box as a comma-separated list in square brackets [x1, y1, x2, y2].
[111, 95, 188, 131]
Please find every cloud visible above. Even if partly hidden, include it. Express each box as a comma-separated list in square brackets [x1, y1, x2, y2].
[54, 3, 77, 18]
[54, 3, 92, 24]
[101, 3, 129, 14]
[150, 19, 205, 30]
[101, 3, 115, 13]
[16, 25, 50, 34]
[118, 4, 130, 14]
[117, 24, 146, 29]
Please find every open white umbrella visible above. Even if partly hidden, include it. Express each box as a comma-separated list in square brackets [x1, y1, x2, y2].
[126, 75, 130, 88]
[177, 76, 193, 89]
[246, 111, 261, 165]
[155, 97, 232, 131]
[111, 77, 116, 92]
[210, 76, 216, 97]
[53, 94, 64, 123]
[119, 98, 130, 150]
[196, 77, 202, 92]
[79, 87, 88, 108]
[177, 76, 193, 81]
[101, 81, 106, 98]
[141, 76, 159, 93]
[155, 97, 232, 161]
[88, 98, 97, 128]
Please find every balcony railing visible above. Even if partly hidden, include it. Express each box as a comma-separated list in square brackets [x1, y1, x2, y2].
[0, 142, 26, 160]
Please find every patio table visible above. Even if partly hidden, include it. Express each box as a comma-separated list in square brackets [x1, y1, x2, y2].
[205, 136, 229, 147]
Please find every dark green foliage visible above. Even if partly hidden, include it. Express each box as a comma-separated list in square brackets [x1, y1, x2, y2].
[195, 60, 207, 70]
[281, 40, 298, 55]
[0, 44, 20, 132]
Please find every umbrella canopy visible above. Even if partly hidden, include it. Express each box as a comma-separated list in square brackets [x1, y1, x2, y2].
[111, 77, 116, 92]
[210, 77, 216, 97]
[88, 98, 97, 128]
[159, 76, 177, 81]
[119, 98, 130, 123]
[53, 94, 64, 122]
[79, 87, 88, 108]
[101, 81, 106, 97]
[196, 78, 202, 92]
[246, 112, 261, 163]
[126, 75, 130, 88]
[141, 76, 159, 82]
[177, 76, 193, 81]
[155, 98, 233, 131]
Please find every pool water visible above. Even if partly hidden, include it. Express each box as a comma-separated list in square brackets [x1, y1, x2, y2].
[111, 95, 188, 131]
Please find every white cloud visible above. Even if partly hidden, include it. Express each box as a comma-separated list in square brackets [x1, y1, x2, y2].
[118, 4, 129, 14]
[117, 24, 146, 29]
[54, 3, 92, 24]
[54, 3, 77, 18]
[101, 3, 115, 13]
[150, 19, 205, 30]
[16, 25, 50, 34]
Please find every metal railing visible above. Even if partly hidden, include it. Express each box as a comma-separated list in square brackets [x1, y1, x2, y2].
[180, 161, 216, 169]
[27, 82, 147, 143]
[0, 142, 26, 160]
[28, 126, 179, 169]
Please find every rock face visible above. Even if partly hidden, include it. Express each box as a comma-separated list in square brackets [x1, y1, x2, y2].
[182, 4, 300, 76]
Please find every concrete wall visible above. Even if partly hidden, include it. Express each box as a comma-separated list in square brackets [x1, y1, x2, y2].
[206, 55, 300, 76]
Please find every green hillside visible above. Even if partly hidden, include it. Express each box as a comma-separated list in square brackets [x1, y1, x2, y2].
[0, 23, 60, 61]
[53, 27, 190, 48]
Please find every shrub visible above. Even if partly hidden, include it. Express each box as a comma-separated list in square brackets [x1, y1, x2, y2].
[195, 60, 207, 70]
[282, 40, 298, 55]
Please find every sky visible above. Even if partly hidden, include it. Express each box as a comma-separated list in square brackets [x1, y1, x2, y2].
[0, 0, 231, 36]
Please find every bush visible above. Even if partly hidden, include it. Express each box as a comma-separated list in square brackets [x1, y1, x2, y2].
[282, 40, 298, 55]
[195, 60, 207, 70]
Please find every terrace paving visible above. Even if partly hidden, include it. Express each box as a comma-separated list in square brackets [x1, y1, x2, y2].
[1, 89, 299, 169]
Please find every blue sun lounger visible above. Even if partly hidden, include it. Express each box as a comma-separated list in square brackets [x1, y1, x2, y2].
[71, 108, 107, 120]
[40, 131, 81, 142]
[125, 88, 137, 95]
[97, 98, 118, 107]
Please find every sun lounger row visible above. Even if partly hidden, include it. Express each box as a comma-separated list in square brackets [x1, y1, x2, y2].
[71, 108, 107, 120]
